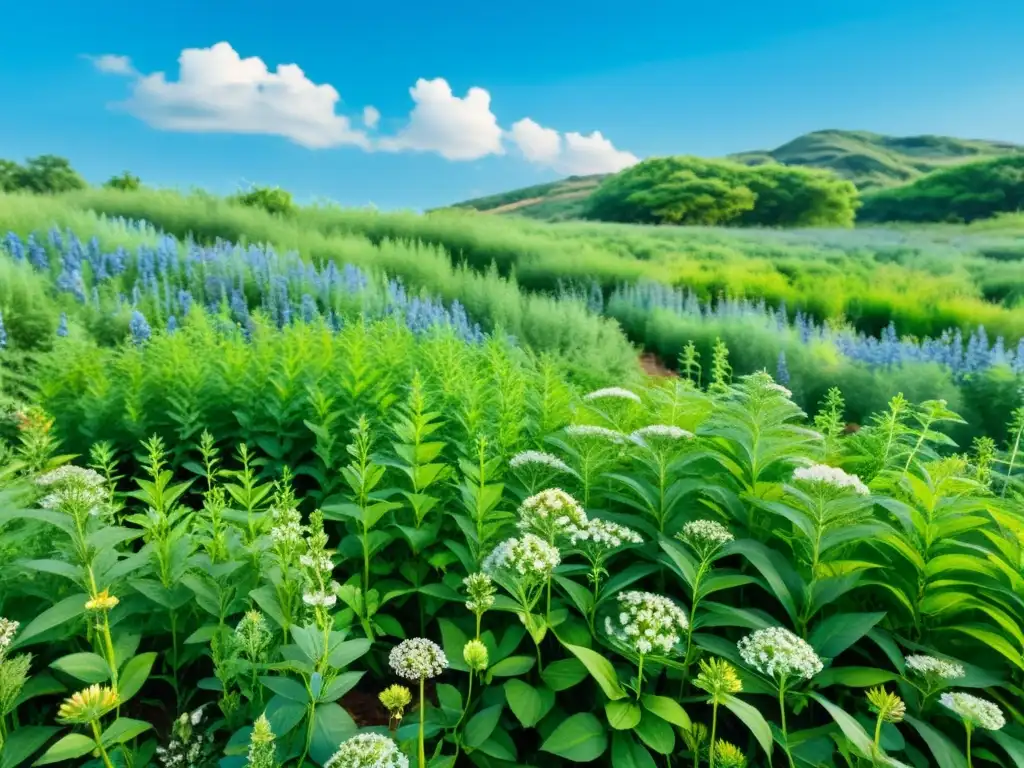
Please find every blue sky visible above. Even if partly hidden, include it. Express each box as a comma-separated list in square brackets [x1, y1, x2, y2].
[2, 0, 1022, 210]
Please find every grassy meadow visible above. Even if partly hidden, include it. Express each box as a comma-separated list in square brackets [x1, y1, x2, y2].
[0, 183, 1023, 767]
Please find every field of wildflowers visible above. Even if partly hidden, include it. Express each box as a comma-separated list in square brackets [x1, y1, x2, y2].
[0, 188, 1023, 767]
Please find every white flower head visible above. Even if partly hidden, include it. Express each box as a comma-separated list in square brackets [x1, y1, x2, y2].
[36, 465, 109, 514]
[940, 692, 1005, 730]
[35, 466, 105, 489]
[482, 534, 561, 581]
[299, 553, 334, 574]
[389, 638, 448, 681]
[0, 617, 18, 660]
[509, 450, 575, 476]
[681, 520, 734, 553]
[584, 387, 642, 404]
[463, 572, 496, 615]
[270, 506, 306, 547]
[792, 464, 870, 496]
[905, 655, 966, 682]
[302, 583, 339, 609]
[569, 518, 643, 551]
[604, 591, 688, 657]
[325, 732, 409, 768]
[629, 424, 694, 448]
[738, 627, 823, 681]
[564, 424, 625, 444]
[517, 488, 588, 540]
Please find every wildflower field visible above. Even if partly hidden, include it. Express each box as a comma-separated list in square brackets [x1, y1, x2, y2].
[0, 188, 1023, 767]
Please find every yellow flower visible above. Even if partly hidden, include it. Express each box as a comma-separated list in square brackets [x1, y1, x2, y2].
[715, 740, 746, 768]
[378, 684, 412, 723]
[57, 684, 119, 724]
[694, 657, 743, 702]
[867, 686, 906, 724]
[85, 590, 119, 612]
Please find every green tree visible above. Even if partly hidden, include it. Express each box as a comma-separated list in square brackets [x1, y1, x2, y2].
[0, 159, 21, 192]
[10, 154, 87, 194]
[736, 164, 860, 227]
[230, 185, 296, 216]
[104, 171, 142, 191]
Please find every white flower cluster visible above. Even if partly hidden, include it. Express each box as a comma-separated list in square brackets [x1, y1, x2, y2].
[565, 424, 625, 443]
[681, 520, 734, 548]
[302, 583, 339, 609]
[737, 627, 823, 681]
[156, 705, 209, 768]
[905, 654, 966, 681]
[0, 617, 18, 660]
[569, 518, 643, 550]
[509, 450, 574, 475]
[792, 464, 870, 496]
[583, 387, 642, 404]
[517, 488, 588, 540]
[605, 591, 688, 656]
[940, 692, 1005, 730]
[629, 425, 694, 445]
[325, 733, 409, 768]
[269, 506, 305, 547]
[35, 465, 108, 513]
[389, 638, 448, 681]
[300, 552, 334, 574]
[482, 534, 561, 580]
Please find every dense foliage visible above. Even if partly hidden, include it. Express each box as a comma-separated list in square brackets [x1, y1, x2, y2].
[229, 187, 298, 218]
[1, 338, 1023, 766]
[860, 157, 1024, 224]
[583, 157, 860, 228]
[104, 173, 142, 193]
[0, 156, 86, 195]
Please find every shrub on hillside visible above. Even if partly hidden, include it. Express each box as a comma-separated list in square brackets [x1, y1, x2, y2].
[103, 171, 142, 191]
[0, 154, 86, 194]
[584, 156, 859, 227]
[230, 185, 297, 216]
[860, 155, 1024, 223]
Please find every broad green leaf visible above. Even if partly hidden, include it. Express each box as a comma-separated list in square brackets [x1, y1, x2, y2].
[100, 718, 152, 746]
[809, 693, 875, 758]
[319, 671, 364, 703]
[0, 726, 59, 768]
[474, 729, 518, 761]
[541, 658, 588, 691]
[633, 709, 674, 755]
[117, 652, 157, 703]
[264, 694, 307, 737]
[540, 713, 608, 762]
[640, 695, 691, 729]
[327, 638, 372, 669]
[611, 732, 657, 768]
[12, 595, 88, 649]
[310, 703, 358, 766]
[486, 655, 535, 680]
[904, 715, 968, 768]
[809, 612, 885, 658]
[504, 680, 549, 728]
[947, 626, 1024, 671]
[990, 732, 1024, 768]
[435, 683, 462, 715]
[722, 694, 773, 757]
[260, 675, 310, 703]
[31, 734, 95, 766]
[605, 700, 641, 730]
[726, 540, 800, 623]
[813, 667, 899, 689]
[562, 643, 626, 700]
[464, 704, 503, 749]
[49, 653, 110, 684]
[438, 619, 470, 673]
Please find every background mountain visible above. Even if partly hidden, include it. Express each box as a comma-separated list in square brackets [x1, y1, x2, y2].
[446, 129, 1024, 221]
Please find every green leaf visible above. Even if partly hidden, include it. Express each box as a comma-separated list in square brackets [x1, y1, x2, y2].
[562, 643, 626, 701]
[947, 626, 1024, 671]
[264, 694, 307, 737]
[438, 619, 470, 673]
[486, 655, 535, 681]
[813, 667, 900, 689]
[610, 732, 657, 768]
[605, 700, 641, 730]
[903, 715, 968, 768]
[100, 718, 152, 746]
[49, 652, 110, 684]
[640, 695, 691, 729]
[808, 693, 875, 757]
[504, 680, 548, 728]
[117, 652, 157, 703]
[12, 594, 88, 649]
[310, 703, 358, 766]
[31, 734, 95, 766]
[633, 709, 674, 755]
[260, 675, 310, 703]
[0, 726, 60, 768]
[540, 713, 608, 762]
[990, 732, 1024, 768]
[319, 671, 364, 703]
[722, 694, 773, 757]
[809, 612, 885, 658]
[464, 704, 503, 749]
[541, 658, 588, 691]
[726, 540, 800, 623]
[326, 639, 372, 669]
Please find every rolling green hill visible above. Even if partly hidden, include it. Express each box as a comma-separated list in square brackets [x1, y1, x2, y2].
[447, 129, 1024, 220]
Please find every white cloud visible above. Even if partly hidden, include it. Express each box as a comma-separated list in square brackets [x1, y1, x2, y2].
[89, 43, 639, 173]
[378, 78, 504, 160]
[90, 54, 135, 75]
[118, 42, 369, 149]
[509, 118, 638, 175]
[363, 105, 380, 129]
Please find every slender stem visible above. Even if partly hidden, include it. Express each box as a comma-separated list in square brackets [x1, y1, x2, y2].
[297, 702, 315, 768]
[90, 720, 115, 768]
[545, 576, 552, 624]
[418, 677, 426, 768]
[475, 613, 482, 641]
[362, 522, 371, 593]
[965, 723, 973, 768]
[709, 701, 719, 768]
[873, 713, 883, 750]
[779, 685, 795, 768]
[636, 655, 645, 699]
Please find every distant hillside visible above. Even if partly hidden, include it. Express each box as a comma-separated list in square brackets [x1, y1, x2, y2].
[447, 129, 1024, 220]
